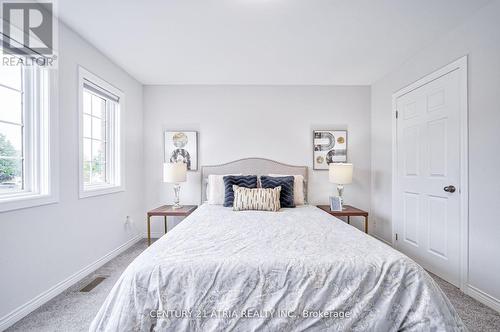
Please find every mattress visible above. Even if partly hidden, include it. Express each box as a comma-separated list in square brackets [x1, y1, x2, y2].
[90, 204, 465, 331]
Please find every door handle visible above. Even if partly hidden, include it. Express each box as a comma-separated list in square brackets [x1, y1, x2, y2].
[443, 185, 456, 193]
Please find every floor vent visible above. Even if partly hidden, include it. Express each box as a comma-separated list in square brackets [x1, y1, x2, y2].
[80, 276, 107, 292]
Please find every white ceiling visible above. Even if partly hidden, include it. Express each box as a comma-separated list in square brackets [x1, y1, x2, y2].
[58, 0, 491, 85]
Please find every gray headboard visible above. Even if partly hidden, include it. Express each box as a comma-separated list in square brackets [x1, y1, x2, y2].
[201, 157, 308, 202]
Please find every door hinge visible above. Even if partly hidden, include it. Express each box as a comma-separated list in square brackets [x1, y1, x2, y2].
[395, 233, 398, 241]
[395, 110, 399, 119]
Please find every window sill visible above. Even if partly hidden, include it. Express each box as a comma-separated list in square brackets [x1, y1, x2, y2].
[0, 193, 58, 213]
[79, 185, 124, 199]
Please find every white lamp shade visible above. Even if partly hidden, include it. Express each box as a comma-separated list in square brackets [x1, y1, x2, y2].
[163, 162, 187, 183]
[329, 163, 353, 185]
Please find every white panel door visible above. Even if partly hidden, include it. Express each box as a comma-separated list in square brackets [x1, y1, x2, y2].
[395, 69, 461, 286]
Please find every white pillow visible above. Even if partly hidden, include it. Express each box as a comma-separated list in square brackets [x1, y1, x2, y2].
[207, 174, 241, 205]
[268, 174, 305, 205]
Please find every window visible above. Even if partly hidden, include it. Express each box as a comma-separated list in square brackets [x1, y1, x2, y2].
[79, 67, 123, 198]
[0, 65, 23, 194]
[0, 61, 57, 212]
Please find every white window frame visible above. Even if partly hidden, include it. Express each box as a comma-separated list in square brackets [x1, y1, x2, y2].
[0, 64, 59, 212]
[78, 66, 124, 198]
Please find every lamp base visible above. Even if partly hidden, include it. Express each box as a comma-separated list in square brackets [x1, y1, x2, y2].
[172, 183, 182, 209]
[337, 185, 345, 208]
[172, 203, 183, 209]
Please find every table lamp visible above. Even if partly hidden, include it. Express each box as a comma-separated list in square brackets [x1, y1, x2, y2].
[329, 163, 353, 208]
[163, 162, 187, 209]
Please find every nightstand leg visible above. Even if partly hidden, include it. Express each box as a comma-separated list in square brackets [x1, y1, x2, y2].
[147, 216, 151, 246]
[365, 216, 368, 234]
[164, 216, 167, 234]
[347, 216, 350, 224]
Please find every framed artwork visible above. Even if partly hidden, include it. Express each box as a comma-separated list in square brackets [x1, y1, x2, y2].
[329, 196, 343, 211]
[313, 130, 347, 170]
[164, 131, 198, 171]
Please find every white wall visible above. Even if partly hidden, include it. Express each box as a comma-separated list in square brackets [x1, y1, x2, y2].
[143, 85, 371, 234]
[370, 0, 500, 305]
[0, 23, 144, 325]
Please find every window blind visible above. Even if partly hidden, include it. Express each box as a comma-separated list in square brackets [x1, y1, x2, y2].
[83, 79, 120, 102]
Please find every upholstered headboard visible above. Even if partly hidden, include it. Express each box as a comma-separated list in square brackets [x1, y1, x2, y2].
[200, 157, 308, 202]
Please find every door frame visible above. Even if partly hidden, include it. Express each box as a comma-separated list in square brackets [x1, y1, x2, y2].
[391, 56, 469, 291]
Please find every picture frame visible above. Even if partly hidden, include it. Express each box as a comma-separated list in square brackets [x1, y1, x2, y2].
[164, 131, 198, 171]
[329, 196, 343, 211]
[313, 130, 348, 170]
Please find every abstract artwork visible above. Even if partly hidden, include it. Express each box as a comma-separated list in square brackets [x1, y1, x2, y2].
[164, 131, 198, 171]
[313, 130, 347, 170]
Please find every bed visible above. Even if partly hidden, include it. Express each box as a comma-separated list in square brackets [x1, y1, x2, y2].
[90, 158, 464, 331]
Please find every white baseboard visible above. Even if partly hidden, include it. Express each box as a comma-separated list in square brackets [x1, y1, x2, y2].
[145, 231, 167, 239]
[376, 232, 500, 313]
[466, 284, 500, 313]
[372, 233, 499, 314]
[0, 234, 141, 331]
[371, 233, 393, 247]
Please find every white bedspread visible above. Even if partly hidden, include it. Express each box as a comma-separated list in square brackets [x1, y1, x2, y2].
[90, 204, 465, 331]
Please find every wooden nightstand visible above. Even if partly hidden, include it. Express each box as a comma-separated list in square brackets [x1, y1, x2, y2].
[146, 205, 197, 246]
[317, 205, 369, 233]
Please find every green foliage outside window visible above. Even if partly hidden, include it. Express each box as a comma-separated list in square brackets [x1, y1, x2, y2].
[0, 133, 20, 183]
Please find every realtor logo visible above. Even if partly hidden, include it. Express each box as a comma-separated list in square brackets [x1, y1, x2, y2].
[2, 1, 54, 55]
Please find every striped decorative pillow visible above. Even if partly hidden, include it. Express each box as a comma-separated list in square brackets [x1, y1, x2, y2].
[232, 185, 281, 212]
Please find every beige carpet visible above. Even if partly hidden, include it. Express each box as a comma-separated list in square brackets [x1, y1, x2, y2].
[7, 239, 500, 331]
